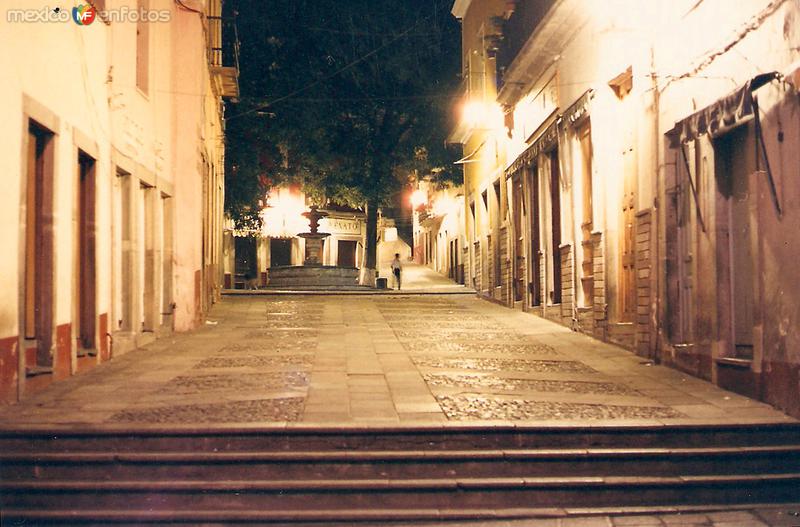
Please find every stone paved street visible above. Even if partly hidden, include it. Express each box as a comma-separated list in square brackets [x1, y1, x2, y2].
[336, 507, 800, 526]
[1, 293, 794, 427]
[2, 292, 798, 526]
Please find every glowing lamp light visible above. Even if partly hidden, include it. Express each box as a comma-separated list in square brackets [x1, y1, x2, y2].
[461, 100, 504, 131]
[432, 195, 458, 218]
[410, 189, 427, 208]
[261, 189, 308, 238]
[462, 100, 486, 128]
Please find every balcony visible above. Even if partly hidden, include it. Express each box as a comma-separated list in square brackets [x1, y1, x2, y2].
[496, 0, 557, 89]
[446, 78, 470, 145]
[208, 15, 240, 100]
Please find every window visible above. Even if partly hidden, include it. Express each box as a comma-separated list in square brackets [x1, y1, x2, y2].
[136, 0, 150, 94]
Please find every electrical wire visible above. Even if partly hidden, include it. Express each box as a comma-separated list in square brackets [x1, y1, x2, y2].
[175, 0, 203, 15]
[298, 25, 441, 37]
[226, 13, 433, 121]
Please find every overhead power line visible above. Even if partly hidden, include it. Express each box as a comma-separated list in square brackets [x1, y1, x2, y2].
[227, 13, 433, 121]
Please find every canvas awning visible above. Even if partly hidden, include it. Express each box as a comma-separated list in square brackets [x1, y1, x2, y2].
[667, 70, 784, 217]
[506, 89, 593, 175]
[666, 72, 780, 147]
[507, 118, 560, 174]
[783, 60, 800, 90]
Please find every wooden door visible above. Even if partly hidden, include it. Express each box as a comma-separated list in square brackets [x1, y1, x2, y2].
[715, 125, 756, 359]
[77, 152, 97, 350]
[620, 148, 636, 322]
[579, 124, 594, 306]
[235, 236, 258, 277]
[337, 240, 357, 268]
[270, 238, 292, 267]
[527, 164, 541, 306]
[550, 149, 562, 305]
[512, 173, 525, 302]
[26, 124, 55, 366]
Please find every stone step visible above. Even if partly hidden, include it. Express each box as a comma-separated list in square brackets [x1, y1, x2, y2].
[3, 424, 798, 522]
[2, 423, 799, 453]
[3, 474, 799, 512]
[3, 504, 787, 526]
[3, 445, 799, 481]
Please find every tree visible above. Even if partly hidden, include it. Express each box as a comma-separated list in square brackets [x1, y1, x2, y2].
[225, 0, 462, 281]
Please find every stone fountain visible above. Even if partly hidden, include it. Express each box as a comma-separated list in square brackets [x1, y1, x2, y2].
[297, 205, 330, 266]
[266, 205, 362, 288]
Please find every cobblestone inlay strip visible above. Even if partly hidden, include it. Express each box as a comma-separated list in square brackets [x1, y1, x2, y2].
[377, 309, 468, 313]
[262, 312, 322, 318]
[400, 341, 560, 355]
[423, 373, 639, 395]
[264, 311, 324, 316]
[257, 323, 319, 329]
[217, 343, 314, 354]
[194, 355, 313, 369]
[235, 326, 318, 333]
[412, 357, 597, 374]
[110, 397, 304, 423]
[244, 330, 319, 340]
[436, 394, 685, 420]
[375, 302, 467, 309]
[388, 323, 510, 331]
[375, 302, 460, 305]
[260, 312, 321, 316]
[397, 331, 532, 341]
[383, 315, 479, 322]
[160, 372, 309, 394]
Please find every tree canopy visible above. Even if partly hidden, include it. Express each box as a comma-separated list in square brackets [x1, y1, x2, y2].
[224, 0, 462, 257]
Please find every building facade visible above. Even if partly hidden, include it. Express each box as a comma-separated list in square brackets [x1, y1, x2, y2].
[0, 0, 236, 403]
[451, 0, 800, 418]
[223, 187, 368, 288]
[412, 181, 466, 284]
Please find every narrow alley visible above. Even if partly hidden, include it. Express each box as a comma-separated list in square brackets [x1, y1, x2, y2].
[3, 0, 800, 523]
[2, 288, 799, 525]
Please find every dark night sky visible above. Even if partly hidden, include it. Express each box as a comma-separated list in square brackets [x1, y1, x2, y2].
[224, 0, 463, 219]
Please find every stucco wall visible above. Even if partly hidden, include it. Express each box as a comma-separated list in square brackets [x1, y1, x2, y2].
[0, 0, 226, 402]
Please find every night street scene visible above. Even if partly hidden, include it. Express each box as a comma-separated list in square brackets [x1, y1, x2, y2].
[1, 1, 800, 526]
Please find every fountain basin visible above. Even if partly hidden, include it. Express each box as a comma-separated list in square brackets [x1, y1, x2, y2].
[267, 265, 360, 288]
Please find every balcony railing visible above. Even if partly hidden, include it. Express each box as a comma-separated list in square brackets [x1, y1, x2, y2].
[496, 0, 557, 89]
[208, 15, 240, 100]
[446, 77, 470, 144]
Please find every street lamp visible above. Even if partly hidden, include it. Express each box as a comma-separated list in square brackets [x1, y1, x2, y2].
[410, 189, 427, 209]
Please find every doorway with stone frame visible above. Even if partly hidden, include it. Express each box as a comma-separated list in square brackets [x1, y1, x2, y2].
[76, 151, 97, 354]
[23, 121, 56, 371]
[526, 162, 541, 308]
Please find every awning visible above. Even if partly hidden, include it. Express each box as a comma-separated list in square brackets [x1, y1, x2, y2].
[506, 89, 593, 175]
[666, 72, 780, 147]
[563, 89, 594, 126]
[667, 70, 785, 217]
[783, 60, 800, 90]
[507, 118, 560, 174]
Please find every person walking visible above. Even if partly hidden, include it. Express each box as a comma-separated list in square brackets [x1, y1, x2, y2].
[390, 253, 403, 290]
